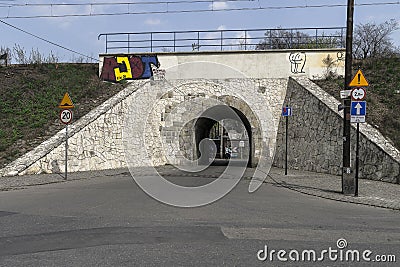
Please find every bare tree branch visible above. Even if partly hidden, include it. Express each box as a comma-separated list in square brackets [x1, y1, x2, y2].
[353, 19, 399, 59]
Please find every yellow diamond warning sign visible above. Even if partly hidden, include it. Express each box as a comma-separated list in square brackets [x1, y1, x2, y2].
[349, 69, 369, 87]
[58, 92, 74, 109]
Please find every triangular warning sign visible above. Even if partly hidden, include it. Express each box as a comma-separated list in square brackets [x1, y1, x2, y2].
[58, 92, 74, 109]
[349, 69, 369, 87]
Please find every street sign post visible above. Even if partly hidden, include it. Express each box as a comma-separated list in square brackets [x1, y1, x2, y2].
[350, 100, 367, 197]
[58, 92, 74, 180]
[282, 106, 292, 175]
[345, 69, 369, 196]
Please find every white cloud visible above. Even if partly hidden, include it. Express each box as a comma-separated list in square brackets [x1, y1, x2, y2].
[145, 18, 161, 25]
[209, 1, 229, 10]
[217, 25, 227, 31]
[200, 25, 227, 49]
[204, 25, 226, 39]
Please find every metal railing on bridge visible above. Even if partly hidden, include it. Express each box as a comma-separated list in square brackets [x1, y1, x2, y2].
[98, 27, 346, 54]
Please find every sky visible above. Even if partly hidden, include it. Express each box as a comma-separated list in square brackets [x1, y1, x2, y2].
[0, 0, 399, 62]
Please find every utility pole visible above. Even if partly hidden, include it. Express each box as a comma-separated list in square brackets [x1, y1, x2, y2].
[342, 0, 355, 195]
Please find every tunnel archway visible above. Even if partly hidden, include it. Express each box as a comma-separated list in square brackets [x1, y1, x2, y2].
[194, 105, 254, 167]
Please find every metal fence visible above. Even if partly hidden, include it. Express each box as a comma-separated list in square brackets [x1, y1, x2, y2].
[98, 27, 346, 54]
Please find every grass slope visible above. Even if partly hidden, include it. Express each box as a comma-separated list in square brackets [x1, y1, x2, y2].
[0, 63, 125, 168]
[314, 57, 400, 150]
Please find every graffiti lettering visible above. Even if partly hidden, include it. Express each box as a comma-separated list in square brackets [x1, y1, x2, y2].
[100, 55, 160, 82]
[115, 57, 133, 80]
[337, 51, 345, 61]
[289, 52, 306, 74]
[141, 56, 159, 78]
[152, 65, 166, 81]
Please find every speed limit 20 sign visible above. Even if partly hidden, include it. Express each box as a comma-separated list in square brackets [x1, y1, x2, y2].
[60, 109, 73, 124]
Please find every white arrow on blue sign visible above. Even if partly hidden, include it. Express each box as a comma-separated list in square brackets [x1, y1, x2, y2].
[350, 101, 366, 116]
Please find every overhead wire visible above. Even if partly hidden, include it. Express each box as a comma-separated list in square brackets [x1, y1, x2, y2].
[0, 19, 99, 61]
[1, 0, 254, 7]
[1, 1, 398, 60]
[0, 0, 398, 8]
[0, 1, 399, 19]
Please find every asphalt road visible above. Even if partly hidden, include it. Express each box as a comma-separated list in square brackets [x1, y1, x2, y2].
[0, 169, 399, 266]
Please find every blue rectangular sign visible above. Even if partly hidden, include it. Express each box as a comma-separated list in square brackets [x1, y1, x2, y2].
[350, 101, 366, 116]
[282, 107, 292, 116]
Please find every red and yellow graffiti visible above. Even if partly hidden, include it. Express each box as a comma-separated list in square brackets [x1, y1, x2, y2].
[100, 55, 159, 82]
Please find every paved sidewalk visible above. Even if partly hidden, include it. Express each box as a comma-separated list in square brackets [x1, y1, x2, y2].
[158, 165, 400, 210]
[1, 165, 399, 211]
[268, 168, 400, 211]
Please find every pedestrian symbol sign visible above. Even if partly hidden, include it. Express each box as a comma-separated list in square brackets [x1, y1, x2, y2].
[349, 69, 369, 87]
[58, 92, 74, 109]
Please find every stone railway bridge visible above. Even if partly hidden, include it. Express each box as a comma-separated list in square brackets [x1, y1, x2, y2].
[1, 49, 399, 184]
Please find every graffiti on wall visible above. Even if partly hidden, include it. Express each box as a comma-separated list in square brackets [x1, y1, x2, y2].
[289, 52, 306, 74]
[152, 65, 166, 81]
[337, 51, 345, 62]
[100, 55, 160, 82]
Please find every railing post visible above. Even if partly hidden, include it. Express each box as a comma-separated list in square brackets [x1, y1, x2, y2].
[342, 27, 345, 48]
[198, 31, 200, 51]
[105, 35, 108, 53]
[290, 29, 293, 49]
[128, 34, 130, 54]
[245, 31, 247, 50]
[150, 32, 153, 52]
[315, 29, 318, 48]
[220, 30, 223, 51]
[174, 32, 176, 52]
[270, 29, 272, 49]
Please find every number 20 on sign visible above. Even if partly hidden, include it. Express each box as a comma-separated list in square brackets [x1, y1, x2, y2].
[60, 109, 73, 124]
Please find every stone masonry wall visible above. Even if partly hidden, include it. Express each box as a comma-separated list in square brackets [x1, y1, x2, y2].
[0, 78, 287, 176]
[2, 74, 399, 183]
[273, 76, 400, 183]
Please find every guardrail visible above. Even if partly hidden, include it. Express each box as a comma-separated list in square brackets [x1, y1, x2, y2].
[98, 27, 346, 54]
